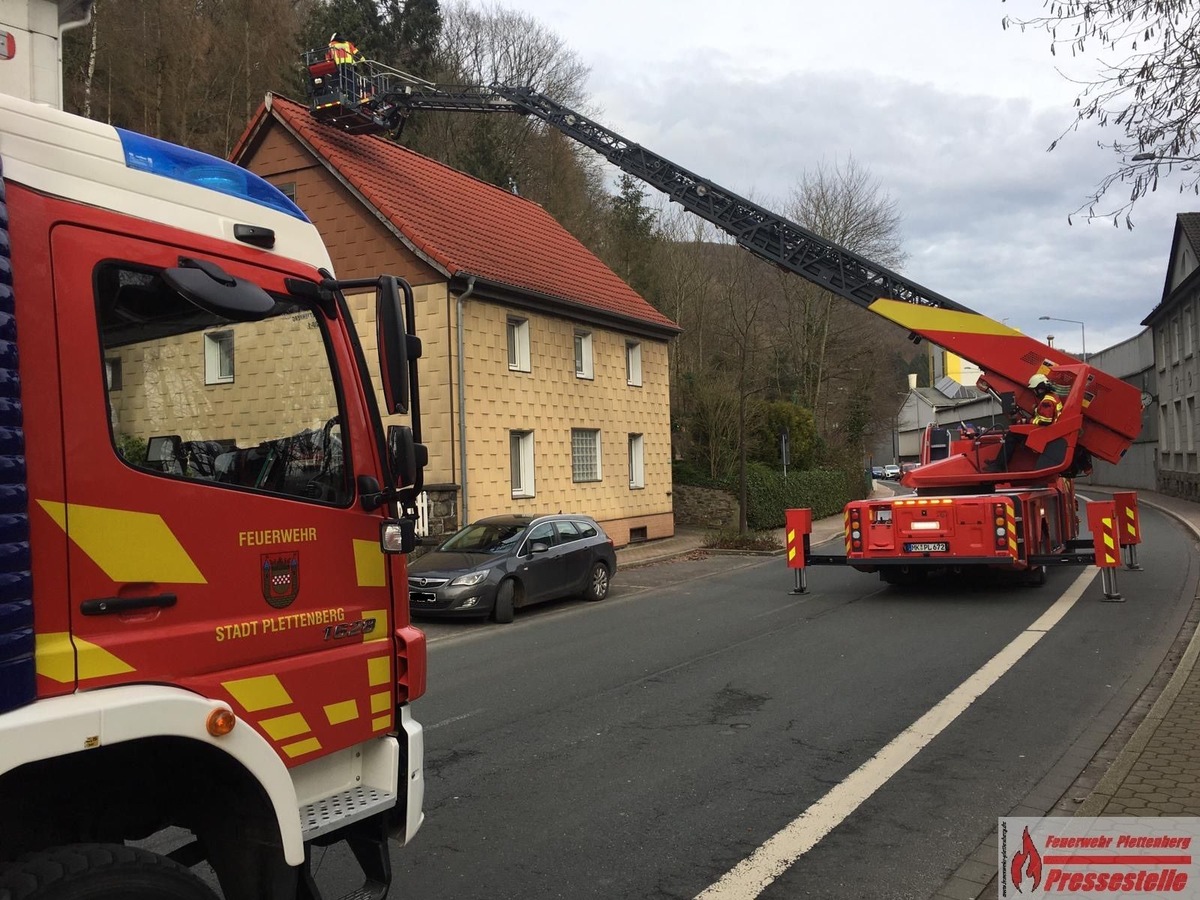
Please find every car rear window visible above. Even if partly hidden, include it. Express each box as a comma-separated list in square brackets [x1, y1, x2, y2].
[574, 521, 598, 539]
[555, 521, 581, 542]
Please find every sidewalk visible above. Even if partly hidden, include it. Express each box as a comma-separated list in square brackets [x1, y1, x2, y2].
[614, 483, 1200, 899]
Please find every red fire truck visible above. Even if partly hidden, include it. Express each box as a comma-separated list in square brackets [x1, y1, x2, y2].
[299, 59, 1143, 587]
[0, 3, 427, 897]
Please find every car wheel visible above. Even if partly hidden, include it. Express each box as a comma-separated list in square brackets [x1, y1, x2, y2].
[492, 579, 515, 623]
[583, 562, 610, 601]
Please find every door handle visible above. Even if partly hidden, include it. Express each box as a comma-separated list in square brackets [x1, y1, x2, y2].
[80, 594, 178, 616]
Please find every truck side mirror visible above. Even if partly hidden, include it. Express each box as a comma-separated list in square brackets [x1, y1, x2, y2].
[387, 425, 426, 494]
[377, 276, 418, 414]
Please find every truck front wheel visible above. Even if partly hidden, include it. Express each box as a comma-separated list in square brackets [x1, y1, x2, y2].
[0, 844, 219, 900]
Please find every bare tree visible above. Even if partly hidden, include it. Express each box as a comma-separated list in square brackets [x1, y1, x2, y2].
[401, 2, 605, 239]
[1002, 0, 1200, 225]
[783, 155, 904, 415]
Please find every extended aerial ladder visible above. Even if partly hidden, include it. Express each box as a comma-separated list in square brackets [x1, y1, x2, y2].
[301, 55, 1143, 490]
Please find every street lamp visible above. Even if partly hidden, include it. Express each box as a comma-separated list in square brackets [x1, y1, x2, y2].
[1039, 315, 1086, 361]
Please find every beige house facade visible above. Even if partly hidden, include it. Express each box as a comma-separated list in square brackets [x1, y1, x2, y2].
[233, 94, 680, 545]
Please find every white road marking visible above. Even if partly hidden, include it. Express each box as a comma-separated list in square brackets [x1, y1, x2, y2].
[426, 708, 485, 730]
[694, 567, 1098, 899]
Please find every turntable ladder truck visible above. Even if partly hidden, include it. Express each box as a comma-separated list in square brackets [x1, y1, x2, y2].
[0, 3, 430, 898]
[300, 59, 1143, 585]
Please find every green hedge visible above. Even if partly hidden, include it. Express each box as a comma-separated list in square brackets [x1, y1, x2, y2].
[733, 463, 855, 530]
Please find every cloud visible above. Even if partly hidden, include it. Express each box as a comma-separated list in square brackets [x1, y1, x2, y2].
[577, 61, 1181, 356]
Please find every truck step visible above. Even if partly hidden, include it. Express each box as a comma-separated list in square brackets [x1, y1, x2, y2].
[335, 886, 387, 900]
[300, 785, 396, 841]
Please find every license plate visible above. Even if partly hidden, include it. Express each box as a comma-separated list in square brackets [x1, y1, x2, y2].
[905, 542, 948, 553]
[411, 592, 437, 604]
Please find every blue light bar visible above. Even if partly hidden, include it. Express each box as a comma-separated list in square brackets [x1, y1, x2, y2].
[116, 129, 309, 222]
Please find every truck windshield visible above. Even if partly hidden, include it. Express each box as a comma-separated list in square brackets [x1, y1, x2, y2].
[96, 263, 351, 506]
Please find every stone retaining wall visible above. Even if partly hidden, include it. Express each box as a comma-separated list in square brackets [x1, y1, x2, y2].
[672, 484, 738, 529]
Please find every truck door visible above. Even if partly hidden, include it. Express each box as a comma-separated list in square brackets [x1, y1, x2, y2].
[48, 225, 399, 758]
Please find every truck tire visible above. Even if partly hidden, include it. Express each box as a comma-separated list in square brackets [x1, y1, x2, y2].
[0, 844, 219, 900]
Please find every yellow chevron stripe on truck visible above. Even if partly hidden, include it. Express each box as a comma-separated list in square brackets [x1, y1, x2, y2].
[38, 500, 206, 584]
[867, 299, 1020, 336]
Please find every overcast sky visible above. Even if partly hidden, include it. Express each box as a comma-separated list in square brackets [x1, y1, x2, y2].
[497, 0, 1186, 358]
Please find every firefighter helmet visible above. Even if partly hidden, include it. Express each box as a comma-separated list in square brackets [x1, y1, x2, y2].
[1027, 373, 1051, 392]
[330, 32, 344, 42]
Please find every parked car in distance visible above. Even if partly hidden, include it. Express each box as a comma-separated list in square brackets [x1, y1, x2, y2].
[870, 466, 885, 478]
[883, 464, 901, 479]
[407, 514, 617, 623]
[900, 462, 919, 474]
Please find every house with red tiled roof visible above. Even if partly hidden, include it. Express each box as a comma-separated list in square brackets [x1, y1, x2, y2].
[231, 93, 680, 544]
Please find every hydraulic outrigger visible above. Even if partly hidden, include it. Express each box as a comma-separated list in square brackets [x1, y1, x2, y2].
[301, 53, 1145, 585]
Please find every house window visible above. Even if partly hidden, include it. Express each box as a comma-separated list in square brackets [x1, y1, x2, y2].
[628, 433, 645, 489]
[571, 428, 602, 482]
[1173, 316, 1183, 363]
[1157, 327, 1167, 372]
[510, 430, 535, 498]
[277, 181, 297, 203]
[1160, 404, 1168, 459]
[1174, 399, 1183, 452]
[1188, 396, 1196, 453]
[626, 340, 642, 386]
[204, 330, 234, 385]
[1187, 306, 1196, 358]
[574, 330, 593, 379]
[105, 357, 123, 392]
[507, 317, 530, 372]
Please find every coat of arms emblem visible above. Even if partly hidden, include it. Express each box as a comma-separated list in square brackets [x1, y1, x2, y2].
[261, 552, 300, 609]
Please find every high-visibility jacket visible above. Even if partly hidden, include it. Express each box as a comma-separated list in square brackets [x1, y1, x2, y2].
[1031, 392, 1063, 425]
[328, 40, 361, 65]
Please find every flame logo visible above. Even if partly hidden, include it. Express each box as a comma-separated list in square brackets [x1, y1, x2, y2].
[1010, 826, 1042, 893]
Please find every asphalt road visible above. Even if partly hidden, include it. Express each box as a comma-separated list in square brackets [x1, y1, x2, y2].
[305, 502, 1198, 900]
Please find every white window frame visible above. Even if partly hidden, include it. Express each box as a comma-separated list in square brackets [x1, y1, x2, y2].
[1173, 316, 1183, 363]
[204, 330, 234, 385]
[507, 317, 531, 372]
[574, 330, 594, 379]
[571, 428, 602, 483]
[1188, 396, 1196, 453]
[628, 433, 645, 489]
[626, 340, 642, 387]
[510, 430, 535, 498]
[1157, 327, 1167, 372]
[1187, 305, 1195, 358]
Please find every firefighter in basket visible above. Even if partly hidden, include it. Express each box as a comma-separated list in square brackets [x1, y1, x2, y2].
[985, 374, 1063, 472]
